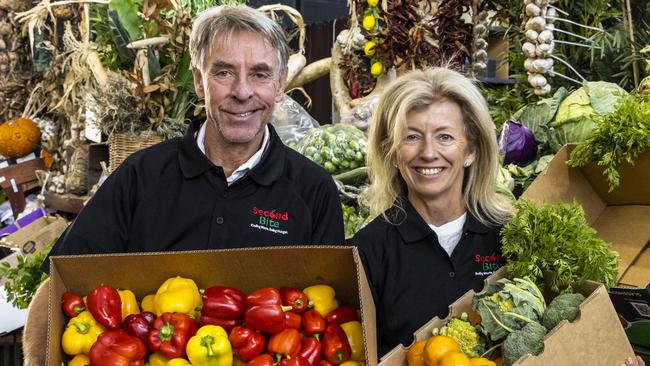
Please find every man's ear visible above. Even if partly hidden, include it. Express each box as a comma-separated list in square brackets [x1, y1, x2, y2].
[276, 69, 288, 102]
[192, 67, 205, 100]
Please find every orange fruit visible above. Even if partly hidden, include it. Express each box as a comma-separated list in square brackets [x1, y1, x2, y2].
[406, 340, 427, 366]
[423, 335, 460, 366]
[438, 351, 472, 366]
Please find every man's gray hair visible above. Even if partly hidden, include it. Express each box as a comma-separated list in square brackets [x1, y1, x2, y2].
[189, 5, 290, 74]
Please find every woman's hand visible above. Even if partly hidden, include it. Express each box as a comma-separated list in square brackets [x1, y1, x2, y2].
[622, 356, 646, 366]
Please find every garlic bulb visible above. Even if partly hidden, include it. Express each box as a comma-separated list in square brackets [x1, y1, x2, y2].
[522, 0, 554, 95]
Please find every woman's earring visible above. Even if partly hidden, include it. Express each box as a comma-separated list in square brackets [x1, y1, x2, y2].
[464, 161, 471, 167]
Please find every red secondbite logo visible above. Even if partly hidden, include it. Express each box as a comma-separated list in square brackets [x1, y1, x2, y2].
[475, 253, 504, 272]
[252, 207, 289, 221]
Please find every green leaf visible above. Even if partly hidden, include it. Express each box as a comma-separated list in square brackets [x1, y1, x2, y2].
[107, 9, 136, 65]
[176, 51, 194, 93]
[108, 0, 142, 40]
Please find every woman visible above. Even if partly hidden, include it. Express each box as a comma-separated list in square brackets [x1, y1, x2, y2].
[352, 67, 513, 357]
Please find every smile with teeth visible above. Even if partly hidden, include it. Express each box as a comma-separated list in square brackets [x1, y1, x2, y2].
[229, 110, 255, 117]
[416, 167, 443, 176]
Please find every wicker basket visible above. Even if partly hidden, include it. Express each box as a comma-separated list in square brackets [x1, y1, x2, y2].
[108, 131, 164, 171]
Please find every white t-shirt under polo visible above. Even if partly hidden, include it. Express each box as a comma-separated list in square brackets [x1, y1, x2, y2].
[429, 212, 467, 257]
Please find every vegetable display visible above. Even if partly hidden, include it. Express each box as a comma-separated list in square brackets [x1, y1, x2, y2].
[567, 93, 650, 191]
[501, 199, 619, 294]
[295, 124, 367, 174]
[58, 279, 365, 366]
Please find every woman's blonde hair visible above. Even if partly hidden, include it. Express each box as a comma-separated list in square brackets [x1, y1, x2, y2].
[362, 67, 513, 226]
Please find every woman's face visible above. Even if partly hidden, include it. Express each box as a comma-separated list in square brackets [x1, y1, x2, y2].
[396, 98, 476, 206]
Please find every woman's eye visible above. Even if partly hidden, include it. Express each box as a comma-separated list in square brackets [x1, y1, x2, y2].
[438, 134, 454, 142]
[404, 134, 419, 142]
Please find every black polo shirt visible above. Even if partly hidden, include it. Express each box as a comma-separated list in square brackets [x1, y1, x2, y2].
[351, 200, 504, 357]
[44, 119, 344, 271]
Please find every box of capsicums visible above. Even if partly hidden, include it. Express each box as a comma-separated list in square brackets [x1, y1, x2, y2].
[379, 267, 635, 366]
[46, 246, 377, 366]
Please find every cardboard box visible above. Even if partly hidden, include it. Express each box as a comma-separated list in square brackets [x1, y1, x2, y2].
[46, 247, 377, 366]
[0, 216, 67, 286]
[522, 145, 650, 287]
[379, 268, 635, 366]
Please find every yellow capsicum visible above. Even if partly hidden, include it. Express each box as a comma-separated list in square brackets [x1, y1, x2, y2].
[62, 310, 105, 356]
[167, 358, 193, 366]
[141, 294, 157, 313]
[303, 285, 338, 317]
[186, 325, 233, 366]
[68, 354, 90, 366]
[339, 362, 361, 366]
[155, 276, 202, 317]
[341, 321, 364, 361]
[119, 289, 141, 319]
[148, 352, 171, 366]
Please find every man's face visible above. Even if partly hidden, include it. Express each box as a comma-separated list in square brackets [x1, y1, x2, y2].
[193, 30, 286, 146]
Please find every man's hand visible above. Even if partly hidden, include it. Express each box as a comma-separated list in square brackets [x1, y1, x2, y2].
[23, 278, 49, 366]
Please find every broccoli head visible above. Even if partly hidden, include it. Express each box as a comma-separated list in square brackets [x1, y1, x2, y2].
[433, 313, 485, 357]
[502, 321, 547, 366]
[541, 293, 586, 330]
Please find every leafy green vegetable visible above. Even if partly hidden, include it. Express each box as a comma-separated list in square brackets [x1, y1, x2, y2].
[549, 82, 626, 152]
[502, 321, 547, 366]
[0, 245, 52, 309]
[472, 277, 546, 342]
[501, 200, 619, 294]
[567, 94, 650, 191]
[541, 293, 585, 331]
[512, 87, 568, 149]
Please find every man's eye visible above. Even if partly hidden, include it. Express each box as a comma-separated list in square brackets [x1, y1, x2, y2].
[214, 70, 231, 78]
[252, 72, 272, 81]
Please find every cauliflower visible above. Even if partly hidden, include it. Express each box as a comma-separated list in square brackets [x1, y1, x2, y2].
[432, 313, 485, 357]
[541, 293, 585, 331]
[502, 321, 547, 366]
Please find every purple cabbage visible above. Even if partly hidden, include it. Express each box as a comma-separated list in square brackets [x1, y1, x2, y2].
[498, 119, 538, 166]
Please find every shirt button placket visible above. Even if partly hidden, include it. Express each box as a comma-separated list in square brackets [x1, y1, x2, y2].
[216, 217, 224, 224]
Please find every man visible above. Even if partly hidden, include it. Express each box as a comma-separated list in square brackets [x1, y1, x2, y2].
[24, 6, 344, 364]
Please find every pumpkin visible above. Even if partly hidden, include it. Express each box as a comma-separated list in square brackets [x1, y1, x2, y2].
[0, 118, 42, 158]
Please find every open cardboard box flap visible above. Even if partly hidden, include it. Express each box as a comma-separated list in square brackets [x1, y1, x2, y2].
[379, 268, 635, 366]
[522, 145, 650, 287]
[46, 246, 377, 366]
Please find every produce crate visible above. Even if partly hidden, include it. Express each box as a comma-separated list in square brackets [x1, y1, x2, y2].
[46, 246, 377, 366]
[378, 268, 635, 366]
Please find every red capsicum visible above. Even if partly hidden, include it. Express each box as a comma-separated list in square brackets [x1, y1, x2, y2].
[318, 360, 336, 366]
[302, 310, 326, 338]
[200, 286, 246, 332]
[279, 356, 310, 366]
[87, 285, 122, 329]
[147, 312, 198, 359]
[229, 325, 266, 362]
[298, 336, 321, 366]
[285, 312, 302, 330]
[89, 329, 147, 366]
[267, 328, 302, 358]
[122, 311, 156, 344]
[322, 323, 352, 364]
[248, 354, 275, 366]
[244, 288, 291, 334]
[325, 306, 359, 324]
[279, 287, 309, 313]
[61, 292, 86, 318]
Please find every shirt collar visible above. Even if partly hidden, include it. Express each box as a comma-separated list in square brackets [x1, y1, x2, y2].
[393, 199, 489, 244]
[195, 122, 270, 185]
[179, 118, 285, 186]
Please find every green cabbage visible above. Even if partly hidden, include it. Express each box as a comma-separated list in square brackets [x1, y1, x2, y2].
[549, 82, 626, 152]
